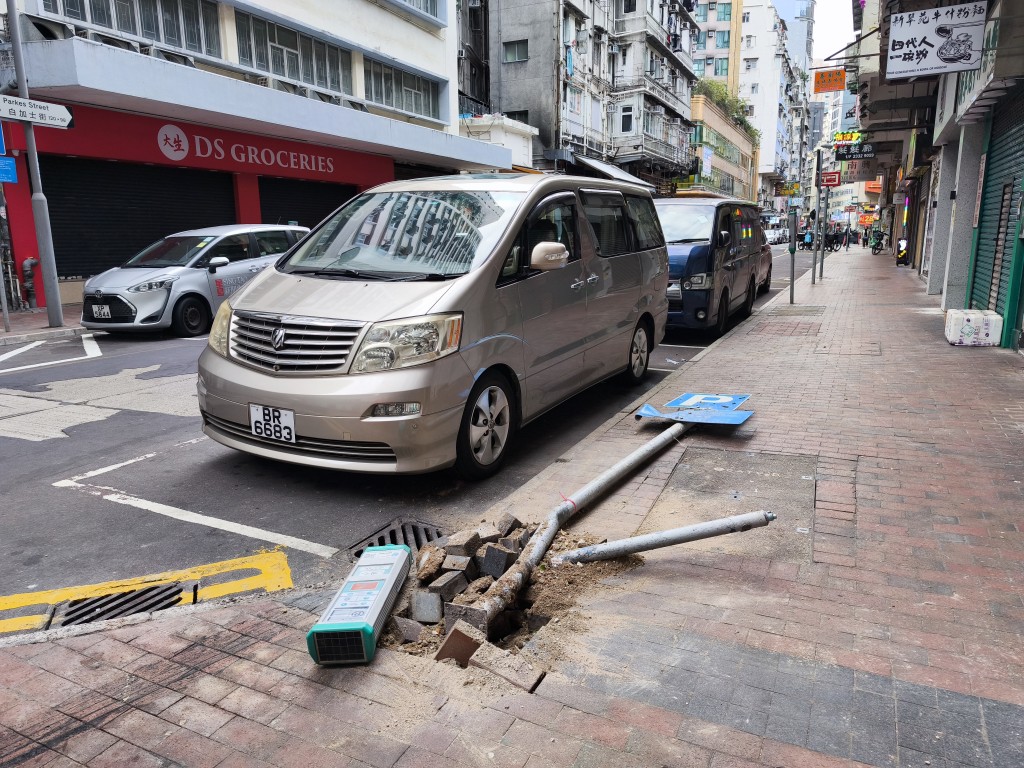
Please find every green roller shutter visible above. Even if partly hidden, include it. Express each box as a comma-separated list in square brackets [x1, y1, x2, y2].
[970, 86, 1024, 313]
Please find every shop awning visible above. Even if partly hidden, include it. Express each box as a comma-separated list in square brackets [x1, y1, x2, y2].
[572, 154, 655, 189]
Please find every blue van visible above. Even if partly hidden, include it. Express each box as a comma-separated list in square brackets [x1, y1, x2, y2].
[653, 195, 772, 336]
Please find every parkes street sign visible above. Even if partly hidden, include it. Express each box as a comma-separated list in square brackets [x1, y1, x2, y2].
[0, 94, 72, 128]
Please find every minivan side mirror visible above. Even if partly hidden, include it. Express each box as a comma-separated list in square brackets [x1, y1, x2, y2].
[207, 256, 230, 273]
[718, 230, 732, 248]
[530, 242, 569, 270]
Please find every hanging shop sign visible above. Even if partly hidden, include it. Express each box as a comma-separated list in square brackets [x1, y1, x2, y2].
[813, 69, 847, 94]
[887, 1, 987, 80]
[774, 181, 800, 196]
[835, 143, 876, 160]
[820, 171, 841, 187]
[833, 131, 863, 146]
[841, 160, 878, 183]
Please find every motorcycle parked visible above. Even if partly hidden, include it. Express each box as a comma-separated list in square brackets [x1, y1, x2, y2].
[870, 231, 886, 255]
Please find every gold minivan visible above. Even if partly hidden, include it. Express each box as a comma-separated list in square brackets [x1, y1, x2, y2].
[197, 173, 668, 478]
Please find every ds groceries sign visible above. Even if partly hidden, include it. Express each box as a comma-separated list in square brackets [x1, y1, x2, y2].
[158, 124, 337, 174]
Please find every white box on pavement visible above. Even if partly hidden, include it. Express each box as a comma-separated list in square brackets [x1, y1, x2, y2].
[944, 309, 1002, 346]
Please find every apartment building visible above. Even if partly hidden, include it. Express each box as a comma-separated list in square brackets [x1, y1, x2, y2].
[3, 0, 509, 305]
[490, 0, 699, 190]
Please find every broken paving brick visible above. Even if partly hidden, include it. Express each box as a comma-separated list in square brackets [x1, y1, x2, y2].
[469, 642, 546, 692]
[392, 616, 426, 643]
[416, 544, 446, 583]
[498, 536, 522, 554]
[443, 529, 481, 558]
[452, 576, 493, 605]
[495, 512, 522, 537]
[434, 619, 486, 667]
[427, 571, 469, 602]
[476, 523, 501, 544]
[410, 590, 443, 624]
[443, 601, 488, 632]
[480, 543, 517, 579]
[442, 554, 478, 581]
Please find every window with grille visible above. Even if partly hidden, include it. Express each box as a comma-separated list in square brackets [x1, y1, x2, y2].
[42, 0, 220, 55]
[236, 11, 353, 94]
[364, 60, 440, 119]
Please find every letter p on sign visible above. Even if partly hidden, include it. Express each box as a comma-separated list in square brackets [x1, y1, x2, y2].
[664, 393, 751, 411]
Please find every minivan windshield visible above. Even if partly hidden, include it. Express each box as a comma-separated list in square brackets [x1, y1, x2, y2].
[652, 203, 717, 244]
[122, 236, 213, 268]
[282, 190, 527, 279]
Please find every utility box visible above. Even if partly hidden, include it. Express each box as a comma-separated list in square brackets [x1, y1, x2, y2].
[945, 309, 1002, 346]
[306, 545, 410, 665]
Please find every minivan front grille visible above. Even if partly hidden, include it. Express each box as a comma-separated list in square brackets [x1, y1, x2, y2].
[203, 412, 397, 463]
[83, 295, 136, 322]
[230, 311, 365, 373]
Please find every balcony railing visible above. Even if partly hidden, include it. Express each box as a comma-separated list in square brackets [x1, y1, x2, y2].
[612, 14, 695, 76]
[612, 75, 689, 121]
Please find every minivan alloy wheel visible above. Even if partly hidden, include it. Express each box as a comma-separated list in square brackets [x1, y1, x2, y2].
[629, 325, 649, 379]
[468, 385, 510, 465]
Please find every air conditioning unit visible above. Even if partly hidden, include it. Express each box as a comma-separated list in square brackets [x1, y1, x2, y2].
[82, 30, 139, 52]
[667, 118, 681, 125]
[651, 104, 665, 114]
[256, 76, 300, 95]
[609, 43, 620, 53]
[144, 46, 197, 67]
[468, 0, 481, 6]
[709, 1, 717, 8]
[457, 47, 467, 59]
[606, 101, 617, 112]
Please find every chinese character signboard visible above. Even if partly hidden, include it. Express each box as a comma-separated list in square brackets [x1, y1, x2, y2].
[835, 143, 876, 160]
[833, 131, 863, 146]
[841, 160, 878, 183]
[887, 1, 987, 80]
[774, 181, 800, 196]
[820, 171, 841, 187]
[813, 69, 847, 93]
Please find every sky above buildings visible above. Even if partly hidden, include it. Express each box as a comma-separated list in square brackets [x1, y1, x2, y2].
[812, 0, 857, 63]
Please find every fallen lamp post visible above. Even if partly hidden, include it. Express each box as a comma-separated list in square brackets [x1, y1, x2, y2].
[551, 510, 777, 565]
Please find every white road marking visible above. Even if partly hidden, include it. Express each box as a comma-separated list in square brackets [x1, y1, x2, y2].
[55, 471, 338, 558]
[0, 341, 45, 363]
[0, 334, 103, 374]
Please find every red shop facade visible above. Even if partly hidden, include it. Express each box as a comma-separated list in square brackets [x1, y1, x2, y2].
[3, 105, 394, 307]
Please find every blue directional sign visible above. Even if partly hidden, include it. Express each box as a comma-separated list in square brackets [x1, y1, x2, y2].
[663, 393, 750, 411]
[0, 157, 16, 184]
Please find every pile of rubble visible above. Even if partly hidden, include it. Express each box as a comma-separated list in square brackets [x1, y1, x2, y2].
[387, 511, 547, 690]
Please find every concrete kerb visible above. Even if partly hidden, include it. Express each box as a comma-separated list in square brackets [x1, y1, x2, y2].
[0, 324, 90, 347]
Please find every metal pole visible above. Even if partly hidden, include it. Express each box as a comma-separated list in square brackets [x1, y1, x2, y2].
[552, 511, 777, 564]
[0, 249, 9, 332]
[819, 186, 830, 280]
[456, 421, 692, 630]
[5, 0, 63, 327]
[811, 149, 822, 285]
[788, 207, 797, 304]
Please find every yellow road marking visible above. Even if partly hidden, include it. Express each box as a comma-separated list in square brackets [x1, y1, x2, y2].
[0, 551, 292, 635]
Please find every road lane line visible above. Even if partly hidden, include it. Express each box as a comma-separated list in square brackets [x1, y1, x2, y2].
[96, 490, 339, 558]
[0, 341, 44, 363]
[0, 334, 103, 374]
[54, 469, 338, 558]
[54, 453, 158, 485]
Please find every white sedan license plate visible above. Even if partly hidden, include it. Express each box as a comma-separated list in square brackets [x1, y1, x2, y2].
[92, 304, 111, 319]
[249, 404, 296, 443]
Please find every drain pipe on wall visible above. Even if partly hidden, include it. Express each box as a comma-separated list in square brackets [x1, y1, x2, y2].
[455, 421, 693, 632]
[551, 510, 777, 565]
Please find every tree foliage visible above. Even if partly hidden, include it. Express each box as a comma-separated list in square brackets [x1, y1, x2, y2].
[693, 78, 760, 142]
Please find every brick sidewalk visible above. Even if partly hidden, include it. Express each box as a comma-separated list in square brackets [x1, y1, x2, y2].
[2, 246, 1023, 767]
[0, 304, 86, 347]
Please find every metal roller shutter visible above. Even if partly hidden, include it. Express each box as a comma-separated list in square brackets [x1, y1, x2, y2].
[39, 156, 236, 279]
[258, 177, 357, 229]
[971, 87, 1024, 312]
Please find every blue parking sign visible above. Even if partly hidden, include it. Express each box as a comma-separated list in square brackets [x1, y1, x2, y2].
[663, 393, 750, 410]
[0, 122, 6, 156]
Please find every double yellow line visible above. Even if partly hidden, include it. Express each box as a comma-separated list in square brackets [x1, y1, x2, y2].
[0, 551, 292, 635]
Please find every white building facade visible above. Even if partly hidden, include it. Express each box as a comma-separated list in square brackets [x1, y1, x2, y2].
[5, 0, 509, 305]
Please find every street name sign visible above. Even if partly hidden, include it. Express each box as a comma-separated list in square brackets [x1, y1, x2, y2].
[821, 171, 841, 187]
[0, 95, 72, 128]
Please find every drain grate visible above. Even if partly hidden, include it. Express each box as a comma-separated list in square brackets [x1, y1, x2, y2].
[58, 582, 191, 627]
[348, 518, 444, 561]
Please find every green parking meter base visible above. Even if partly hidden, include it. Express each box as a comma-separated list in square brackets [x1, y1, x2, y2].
[306, 544, 411, 666]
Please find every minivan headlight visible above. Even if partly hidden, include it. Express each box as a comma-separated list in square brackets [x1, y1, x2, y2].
[128, 276, 177, 293]
[682, 273, 712, 290]
[352, 313, 463, 373]
[208, 300, 232, 356]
